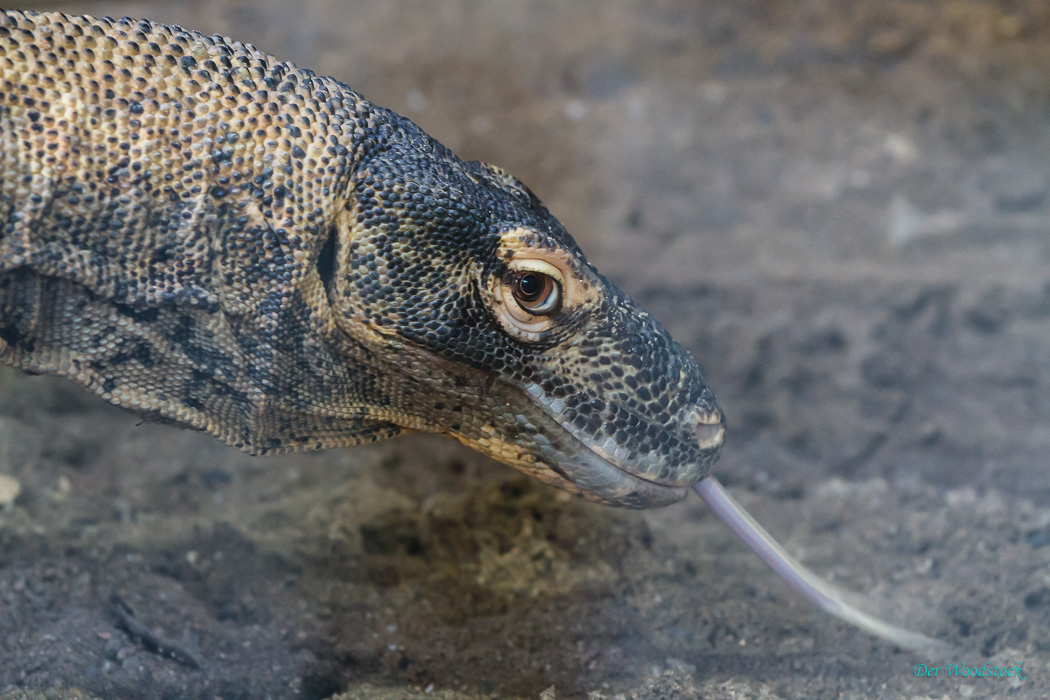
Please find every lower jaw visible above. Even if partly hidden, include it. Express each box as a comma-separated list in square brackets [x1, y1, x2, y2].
[531, 429, 689, 508]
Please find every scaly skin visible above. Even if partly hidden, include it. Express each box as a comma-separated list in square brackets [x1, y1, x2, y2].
[0, 10, 725, 507]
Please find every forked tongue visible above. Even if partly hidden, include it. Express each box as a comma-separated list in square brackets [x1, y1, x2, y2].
[693, 477, 955, 655]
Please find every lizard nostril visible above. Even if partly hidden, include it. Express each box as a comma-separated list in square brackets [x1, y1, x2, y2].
[692, 410, 725, 450]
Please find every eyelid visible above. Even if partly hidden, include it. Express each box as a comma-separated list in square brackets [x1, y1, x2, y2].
[491, 259, 565, 339]
[506, 258, 564, 284]
[486, 240, 598, 344]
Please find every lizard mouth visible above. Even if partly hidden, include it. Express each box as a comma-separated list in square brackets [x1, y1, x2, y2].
[521, 398, 689, 508]
[550, 434, 689, 508]
[516, 381, 712, 507]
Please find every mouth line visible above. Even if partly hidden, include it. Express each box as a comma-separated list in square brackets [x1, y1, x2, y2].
[565, 429, 688, 506]
[542, 428, 687, 507]
[555, 418, 680, 484]
[518, 384, 688, 507]
[514, 379, 688, 505]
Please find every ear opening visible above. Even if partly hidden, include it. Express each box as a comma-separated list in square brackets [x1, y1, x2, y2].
[316, 225, 337, 292]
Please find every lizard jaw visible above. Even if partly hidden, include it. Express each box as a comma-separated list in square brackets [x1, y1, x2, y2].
[518, 381, 716, 507]
[530, 427, 689, 508]
[512, 397, 690, 507]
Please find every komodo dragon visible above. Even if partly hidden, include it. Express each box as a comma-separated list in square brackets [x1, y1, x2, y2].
[0, 10, 950, 653]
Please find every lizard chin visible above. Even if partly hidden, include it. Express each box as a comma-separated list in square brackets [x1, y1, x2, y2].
[555, 438, 689, 508]
[499, 383, 704, 507]
[526, 416, 689, 508]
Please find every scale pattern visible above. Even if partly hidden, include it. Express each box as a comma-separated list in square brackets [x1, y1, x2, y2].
[0, 10, 724, 507]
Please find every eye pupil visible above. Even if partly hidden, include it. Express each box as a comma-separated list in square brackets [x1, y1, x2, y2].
[509, 270, 560, 315]
[516, 273, 543, 301]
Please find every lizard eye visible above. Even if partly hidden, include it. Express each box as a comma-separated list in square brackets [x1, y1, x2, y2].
[511, 271, 560, 315]
[493, 258, 570, 340]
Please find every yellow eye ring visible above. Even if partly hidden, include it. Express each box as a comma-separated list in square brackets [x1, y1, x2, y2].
[510, 270, 560, 315]
[493, 259, 567, 338]
[488, 250, 585, 343]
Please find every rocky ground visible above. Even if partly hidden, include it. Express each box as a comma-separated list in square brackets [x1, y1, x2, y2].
[2, 1, 1049, 698]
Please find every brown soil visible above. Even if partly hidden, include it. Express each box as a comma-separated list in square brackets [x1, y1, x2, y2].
[2, 1, 1049, 698]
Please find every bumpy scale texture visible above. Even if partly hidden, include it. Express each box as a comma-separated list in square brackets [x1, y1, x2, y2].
[0, 11, 724, 507]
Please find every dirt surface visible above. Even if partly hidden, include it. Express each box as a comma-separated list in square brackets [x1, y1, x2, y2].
[2, 1, 1049, 698]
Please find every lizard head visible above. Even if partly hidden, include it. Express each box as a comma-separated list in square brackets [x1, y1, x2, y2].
[332, 120, 724, 507]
